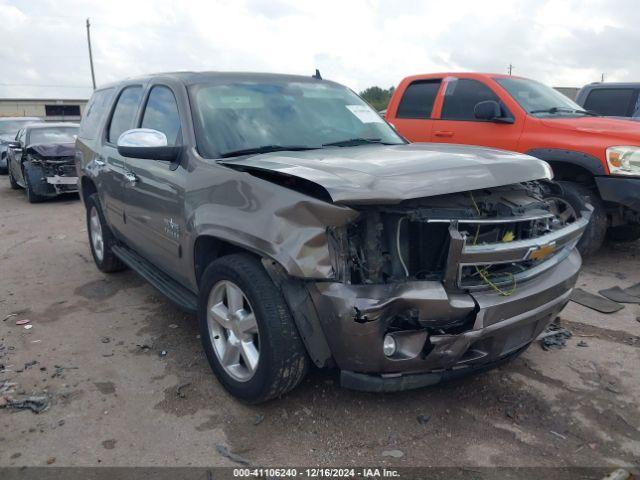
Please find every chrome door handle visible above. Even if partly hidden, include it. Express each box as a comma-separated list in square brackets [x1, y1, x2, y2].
[94, 157, 105, 166]
[123, 171, 138, 186]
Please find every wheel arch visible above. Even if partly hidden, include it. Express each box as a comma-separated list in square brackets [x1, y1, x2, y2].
[526, 148, 605, 186]
[80, 176, 98, 206]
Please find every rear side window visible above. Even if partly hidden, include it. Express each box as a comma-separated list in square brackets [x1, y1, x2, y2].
[79, 88, 114, 140]
[441, 78, 501, 121]
[583, 88, 637, 117]
[108, 86, 143, 143]
[396, 80, 441, 118]
[141, 86, 182, 146]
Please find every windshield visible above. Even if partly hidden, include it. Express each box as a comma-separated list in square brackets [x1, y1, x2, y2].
[189, 80, 404, 158]
[29, 126, 78, 145]
[0, 119, 39, 136]
[495, 77, 586, 117]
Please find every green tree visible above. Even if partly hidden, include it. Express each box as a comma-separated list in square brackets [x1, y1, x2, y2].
[359, 86, 395, 111]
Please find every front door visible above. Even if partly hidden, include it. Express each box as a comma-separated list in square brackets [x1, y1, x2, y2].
[431, 77, 523, 150]
[101, 85, 145, 236]
[122, 85, 187, 284]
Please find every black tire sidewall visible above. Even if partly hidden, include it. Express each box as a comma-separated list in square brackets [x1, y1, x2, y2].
[85, 193, 124, 273]
[556, 181, 607, 257]
[198, 254, 307, 403]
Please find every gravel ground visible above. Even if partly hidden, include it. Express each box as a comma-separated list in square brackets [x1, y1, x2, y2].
[0, 178, 639, 469]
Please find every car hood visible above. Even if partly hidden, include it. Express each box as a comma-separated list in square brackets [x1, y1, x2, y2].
[540, 117, 640, 142]
[26, 143, 75, 158]
[220, 143, 552, 204]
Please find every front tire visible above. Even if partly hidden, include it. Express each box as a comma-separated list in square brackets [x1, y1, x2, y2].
[199, 253, 309, 403]
[23, 164, 47, 203]
[556, 181, 607, 257]
[85, 194, 126, 273]
[8, 163, 19, 190]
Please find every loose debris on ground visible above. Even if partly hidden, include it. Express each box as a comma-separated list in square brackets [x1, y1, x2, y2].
[538, 319, 572, 350]
[216, 444, 250, 465]
[570, 288, 624, 313]
[1, 395, 50, 414]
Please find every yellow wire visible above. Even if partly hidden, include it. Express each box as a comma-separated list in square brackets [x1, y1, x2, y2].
[468, 191, 516, 296]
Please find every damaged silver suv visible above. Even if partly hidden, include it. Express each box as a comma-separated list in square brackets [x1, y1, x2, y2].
[76, 72, 590, 402]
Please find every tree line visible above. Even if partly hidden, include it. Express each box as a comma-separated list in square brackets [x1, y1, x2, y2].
[359, 86, 395, 111]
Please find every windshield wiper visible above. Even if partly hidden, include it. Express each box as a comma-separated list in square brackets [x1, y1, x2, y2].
[530, 107, 600, 116]
[322, 137, 387, 147]
[220, 145, 318, 158]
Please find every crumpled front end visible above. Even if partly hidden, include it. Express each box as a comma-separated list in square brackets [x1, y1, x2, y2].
[305, 181, 590, 391]
[26, 143, 78, 195]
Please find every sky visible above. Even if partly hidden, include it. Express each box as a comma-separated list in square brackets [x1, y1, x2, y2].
[0, 0, 638, 100]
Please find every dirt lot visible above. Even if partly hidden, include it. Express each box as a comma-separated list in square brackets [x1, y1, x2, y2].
[0, 177, 639, 469]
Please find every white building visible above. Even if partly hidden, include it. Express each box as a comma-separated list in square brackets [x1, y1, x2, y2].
[0, 98, 87, 122]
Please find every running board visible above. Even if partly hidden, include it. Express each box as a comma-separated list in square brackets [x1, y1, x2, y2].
[112, 245, 198, 313]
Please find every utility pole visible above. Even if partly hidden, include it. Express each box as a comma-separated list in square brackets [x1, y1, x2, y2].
[601, 72, 605, 82]
[508, 63, 514, 75]
[86, 18, 96, 90]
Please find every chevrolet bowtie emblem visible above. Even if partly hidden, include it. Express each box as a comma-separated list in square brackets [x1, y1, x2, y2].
[529, 243, 556, 261]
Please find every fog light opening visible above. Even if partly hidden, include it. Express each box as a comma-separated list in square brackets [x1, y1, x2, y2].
[383, 334, 397, 357]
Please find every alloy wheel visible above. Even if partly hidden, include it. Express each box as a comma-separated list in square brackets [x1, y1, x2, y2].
[207, 280, 260, 382]
[89, 206, 105, 262]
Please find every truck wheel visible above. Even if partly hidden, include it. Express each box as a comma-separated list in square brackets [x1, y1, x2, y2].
[23, 164, 47, 203]
[8, 164, 20, 190]
[85, 194, 126, 273]
[199, 253, 309, 403]
[555, 181, 607, 257]
[607, 225, 640, 243]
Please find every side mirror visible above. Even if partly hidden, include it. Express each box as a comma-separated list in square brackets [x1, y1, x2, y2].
[474, 100, 515, 124]
[117, 128, 180, 161]
[474, 100, 501, 121]
[7, 141, 21, 149]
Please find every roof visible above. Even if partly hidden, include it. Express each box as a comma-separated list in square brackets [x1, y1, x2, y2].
[98, 71, 337, 89]
[0, 98, 88, 103]
[25, 122, 79, 129]
[399, 72, 523, 81]
[0, 116, 41, 122]
[583, 82, 640, 89]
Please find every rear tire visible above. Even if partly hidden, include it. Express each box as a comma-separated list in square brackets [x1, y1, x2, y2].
[199, 253, 309, 403]
[607, 225, 640, 243]
[85, 193, 126, 273]
[556, 181, 607, 257]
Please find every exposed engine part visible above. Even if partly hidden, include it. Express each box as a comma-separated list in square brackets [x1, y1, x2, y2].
[331, 180, 584, 291]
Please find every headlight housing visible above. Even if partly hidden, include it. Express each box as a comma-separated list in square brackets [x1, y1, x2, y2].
[606, 146, 640, 176]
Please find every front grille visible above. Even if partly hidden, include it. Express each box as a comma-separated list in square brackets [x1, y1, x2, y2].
[442, 209, 591, 291]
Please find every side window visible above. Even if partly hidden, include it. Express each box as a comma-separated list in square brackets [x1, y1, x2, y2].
[396, 80, 441, 119]
[584, 89, 636, 117]
[17, 129, 26, 144]
[79, 88, 115, 140]
[141, 86, 182, 146]
[108, 86, 144, 143]
[441, 79, 501, 121]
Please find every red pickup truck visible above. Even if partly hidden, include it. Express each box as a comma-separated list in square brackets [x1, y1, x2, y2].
[385, 73, 640, 255]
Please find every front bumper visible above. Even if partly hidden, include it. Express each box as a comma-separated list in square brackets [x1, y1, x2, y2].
[309, 248, 581, 390]
[596, 176, 640, 215]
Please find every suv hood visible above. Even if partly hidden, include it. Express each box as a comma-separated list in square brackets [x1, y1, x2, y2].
[540, 117, 640, 142]
[26, 143, 75, 158]
[221, 143, 552, 204]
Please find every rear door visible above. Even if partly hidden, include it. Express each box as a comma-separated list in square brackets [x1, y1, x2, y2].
[100, 85, 145, 237]
[9, 128, 26, 184]
[122, 84, 188, 283]
[431, 77, 523, 150]
[388, 79, 442, 142]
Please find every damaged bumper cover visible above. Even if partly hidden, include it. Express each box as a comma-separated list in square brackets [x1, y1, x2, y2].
[308, 212, 586, 391]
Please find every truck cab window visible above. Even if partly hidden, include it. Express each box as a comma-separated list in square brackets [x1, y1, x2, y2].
[441, 78, 501, 121]
[396, 80, 441, 118]
[584, 89, 637, 117]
